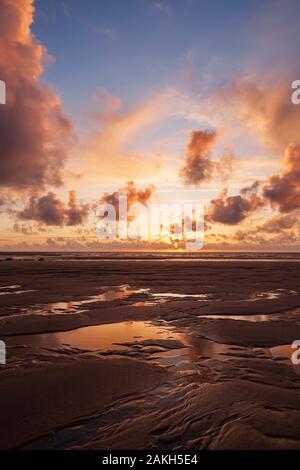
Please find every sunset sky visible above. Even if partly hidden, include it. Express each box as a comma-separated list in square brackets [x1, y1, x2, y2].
[1, 0, 300, 251]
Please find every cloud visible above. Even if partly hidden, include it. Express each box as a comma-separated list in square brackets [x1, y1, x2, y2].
[179, 130, 218, 185]
[215, 147, 235, 182]
[17, 191, 90, 226]
[100, 181, 155, 219]
[0, 0, 73, 190]
[179, 129, 234, 185]
[213, 77, 300, 151]
[207, 142, 300, 225]
[259, 213, 298, 233]
[65, 191, 90, 226]
[13, 222, 40, 235]
[263, 144, 300, 213]
[81, 89, 175, 181]
[209, 182, 263, 225]
[91, 90, 174, 153]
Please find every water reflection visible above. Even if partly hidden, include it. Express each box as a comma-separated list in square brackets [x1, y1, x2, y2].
[7, 321, 180, 351]
[0, 284, 34, 296]
[0, 285, 21, 289]
[248, 289, 297, 301]
[149, 292, 209, 303]
[5, 285, 149, 317]
[198, 314, 271, 322]
[183, 336, 235, 361]
[6, 285, 212, 317]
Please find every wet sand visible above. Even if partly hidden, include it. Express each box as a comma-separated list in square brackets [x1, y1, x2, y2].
[1, 259, 300, 449]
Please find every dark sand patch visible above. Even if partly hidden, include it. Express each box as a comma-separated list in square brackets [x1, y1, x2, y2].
[190, 318, 300, 347]
[0, 356, 165, 449]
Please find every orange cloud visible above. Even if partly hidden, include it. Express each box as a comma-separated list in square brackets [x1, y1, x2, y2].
[214, 77, 300, 151]
[100, 181, 155, 219]
[263, 144, 300, 213]
[0, 0, 73, 190]
[80, 89, 176, 181]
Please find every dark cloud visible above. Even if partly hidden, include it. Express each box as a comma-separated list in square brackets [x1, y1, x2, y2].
[207, 142, 300, 225]
[240, 180, 261, 196]
[263, 144, 300, 213]
[180, 129, 234, 186]
[209, 184, 263, 225]
[17, 191, 90, 226]
[180, 130, 217, 185]
[0, 0, 73, 190]
[65, 191, 90, 226]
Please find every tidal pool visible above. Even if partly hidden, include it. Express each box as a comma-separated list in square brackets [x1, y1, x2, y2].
[198, 314, 271, 322]
[7, 321, 180, 351]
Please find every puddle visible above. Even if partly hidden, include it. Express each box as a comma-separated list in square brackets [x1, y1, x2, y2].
[0, 290, 35, 296]
[32, 285, 149, 313]
[5, 285, 212, 317]
[5, 301, 88, 317]
[131, 301, 157, 307]
[184, 336, 237, 360]
[150, 292, 209, 303]
[130, 290, 210, 306]
[81, 285, 148, 303]
[4, 285, 149, 317]
[0, 285, 21, 289]
[248, 289, 297, 301]
[8, 319, 222, 374]
[0, 285, 34, 296]
[7, 321, 180, 351]
[198, 314, 271, 322]
[270, 344, 300, 374]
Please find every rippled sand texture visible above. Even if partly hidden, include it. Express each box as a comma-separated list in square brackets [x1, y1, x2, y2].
[1, 259, 300, 449]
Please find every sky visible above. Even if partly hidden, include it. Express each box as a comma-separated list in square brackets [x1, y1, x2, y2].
[0, 0, 300, 251]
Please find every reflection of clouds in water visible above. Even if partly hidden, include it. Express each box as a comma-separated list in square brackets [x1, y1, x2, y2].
[249, 288, 297, 301]
[0, 285, 21, 289]
[183, 335, 234, 363]
[2, 285, 137, 318]
[198, 314, 271, 322]
[0, 285, 34, 296]
[4, 285, 213, 319]
[7, 321, 179, 352]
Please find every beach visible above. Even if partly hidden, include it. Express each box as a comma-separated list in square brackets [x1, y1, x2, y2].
[1, 257, 300, 449]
